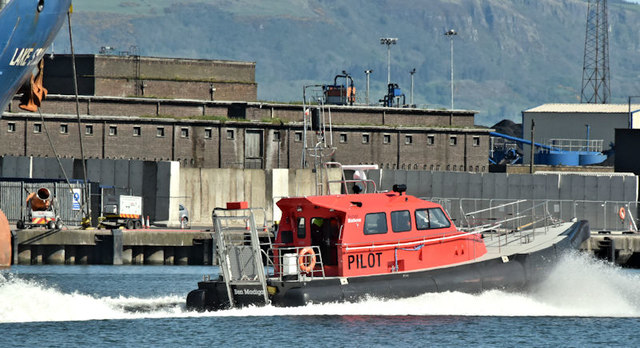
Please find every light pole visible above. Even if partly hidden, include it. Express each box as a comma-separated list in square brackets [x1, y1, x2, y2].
[364, 69, 373, 105]
[410, 68, 416, 106]
[444, 29, 457, 110]
[380, 37, 398, 86]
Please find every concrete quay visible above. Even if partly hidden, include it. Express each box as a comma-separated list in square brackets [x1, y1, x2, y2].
[10, 228, 640, 267]
[580, 232, 640, 267]
[12, 228, 217, 265]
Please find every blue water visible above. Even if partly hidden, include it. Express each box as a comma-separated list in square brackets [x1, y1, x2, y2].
[1, 253, 639, 347]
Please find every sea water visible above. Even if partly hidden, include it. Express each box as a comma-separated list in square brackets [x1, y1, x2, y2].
[1, 252, 639, 347]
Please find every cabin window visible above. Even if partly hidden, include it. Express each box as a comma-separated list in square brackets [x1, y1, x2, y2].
[391, 210, 412, 232]
[416, 208, 451, 230]
[296, 217, 306, 239]
[415, 209, 430, 229]
[364, 212, 387, 235]
[429, 208, 451, 228]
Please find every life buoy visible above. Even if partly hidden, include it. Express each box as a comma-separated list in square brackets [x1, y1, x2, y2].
[619, 207, 626, 221]
[298, 247, 316, 273]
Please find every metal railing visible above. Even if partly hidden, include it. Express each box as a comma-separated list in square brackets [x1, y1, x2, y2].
[267, 245, 326, 281]
[426, 197, 639, 233]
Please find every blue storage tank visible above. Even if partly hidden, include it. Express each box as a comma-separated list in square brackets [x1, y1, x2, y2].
[578, 152, 607, 165]
[535, 151, 580, 166]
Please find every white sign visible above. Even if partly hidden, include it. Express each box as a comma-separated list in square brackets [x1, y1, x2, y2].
[72, 189, 82, 211]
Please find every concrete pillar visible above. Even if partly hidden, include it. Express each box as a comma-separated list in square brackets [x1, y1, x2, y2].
[122, 247, 133, 265]
[132, 246, 144, 265]
[12, 231, 19, 265]
[44, 246, 65, 265]
[164, 247, 175, 265]
[76, 246, 90, 265]
[175, 247, 189, 265]
[31, 245, 43, 265]
[111, 230, 123, 265]
[18, 246, 31, 265]
[144, 247, 164, 265]
[65, 246, 76, 264]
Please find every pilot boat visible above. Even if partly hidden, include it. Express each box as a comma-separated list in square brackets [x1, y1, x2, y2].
[186, 183, 589, 311]
[186, 94, 589, 311]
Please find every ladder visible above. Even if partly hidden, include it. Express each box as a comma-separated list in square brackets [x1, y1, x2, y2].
[212, 207, 270, 308]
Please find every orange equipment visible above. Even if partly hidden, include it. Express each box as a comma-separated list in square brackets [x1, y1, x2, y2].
[19, 59, 48, 112]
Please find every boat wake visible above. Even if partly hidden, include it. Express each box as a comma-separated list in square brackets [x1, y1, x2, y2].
[0, 274, 189, 323]
[1, 252, 638, 323]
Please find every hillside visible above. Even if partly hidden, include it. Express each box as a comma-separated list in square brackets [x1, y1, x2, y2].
[50, 0, 640, 125]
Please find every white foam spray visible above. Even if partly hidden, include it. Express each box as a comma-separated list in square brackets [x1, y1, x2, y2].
[1, 252, 638, 323]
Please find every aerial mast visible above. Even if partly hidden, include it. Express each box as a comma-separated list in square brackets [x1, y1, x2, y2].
[580, 0, 610, 104]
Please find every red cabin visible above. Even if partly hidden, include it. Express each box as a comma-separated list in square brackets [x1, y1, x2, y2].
[274, 187, 488, 278]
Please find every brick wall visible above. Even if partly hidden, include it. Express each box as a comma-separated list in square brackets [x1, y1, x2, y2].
[42, 54, 257, 101]
[0, 114, 490, 172]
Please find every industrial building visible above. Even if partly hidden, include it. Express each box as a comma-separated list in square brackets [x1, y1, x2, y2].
[2, 54, 491, 172]
[521, 103, 640, 165]
[42, 54, 257, 102]
[0, 110, 489, 172]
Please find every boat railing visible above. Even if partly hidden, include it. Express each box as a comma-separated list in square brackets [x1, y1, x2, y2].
[428, 197, 639, 233]
[211, 206, 273, 307]
[341, 230, 484, 252]
[324, 162, 378, 194]
[452, 199, 562, 252]
[267, 245, 326, 281]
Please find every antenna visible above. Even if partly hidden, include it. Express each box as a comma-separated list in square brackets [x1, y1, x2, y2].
[580, 0, 610, 104]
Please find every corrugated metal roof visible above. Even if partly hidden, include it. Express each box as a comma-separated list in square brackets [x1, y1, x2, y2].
[524, 103, 640, 113]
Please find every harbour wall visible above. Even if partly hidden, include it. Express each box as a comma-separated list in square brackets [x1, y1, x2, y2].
[180, 169, 638, 226]
[12, 229, 217, 265]
[2, 155, 638, 228]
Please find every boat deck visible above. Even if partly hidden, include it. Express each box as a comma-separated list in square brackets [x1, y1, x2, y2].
[479, 221, 575, 260]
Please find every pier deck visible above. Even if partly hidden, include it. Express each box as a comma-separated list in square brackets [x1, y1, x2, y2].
[12, 228, 217, 265]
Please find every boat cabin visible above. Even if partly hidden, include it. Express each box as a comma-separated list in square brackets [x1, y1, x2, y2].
[274, 185, 488, 277]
